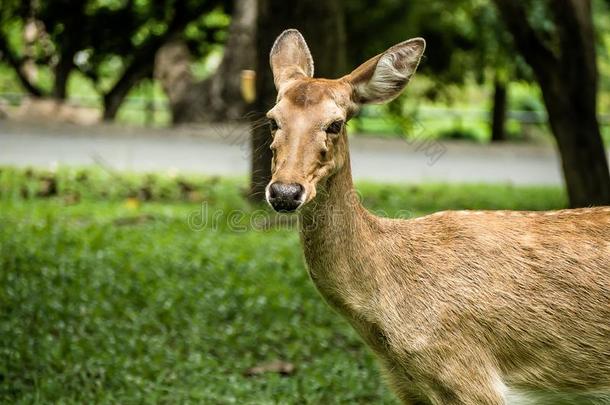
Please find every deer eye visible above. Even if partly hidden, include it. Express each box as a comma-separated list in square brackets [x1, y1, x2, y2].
[326, 120, 343, 134]
[268, 118, 279, 132]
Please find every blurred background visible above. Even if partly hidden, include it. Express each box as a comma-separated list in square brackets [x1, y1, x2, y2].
[1, 0, 609, 403]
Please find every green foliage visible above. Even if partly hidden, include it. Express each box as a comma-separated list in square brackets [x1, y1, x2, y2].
[0, 167, 567, 403]
[0, 166, 568, 211]
[342, 0, 610, 146]
[0, 166, 247, 210]
[0, 64, 21, 95]
[357, 181, 566, 215]
[595, 0, 610, 114]
[342, 0, 545, 142]
[0, 0, 229, 108]
[436, 126, 482, 142]
[344, 0, 531, 87]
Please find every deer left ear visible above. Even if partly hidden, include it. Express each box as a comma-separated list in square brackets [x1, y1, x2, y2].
[345, 38, 425, 104]
[270, 29, 314, 91]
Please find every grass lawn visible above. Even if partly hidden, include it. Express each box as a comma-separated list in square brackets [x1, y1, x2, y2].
[0, 167, 567, 404]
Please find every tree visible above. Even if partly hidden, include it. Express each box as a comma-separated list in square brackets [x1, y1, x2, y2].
[155, 0, 256, 123]
[490, 73, 508, 142]
[0, 0, 228, 121]
[99, 0, 229, 120]
[344, 0, 529, 142]
[493, 0, 610, 207]
[248, 0, 346, 201]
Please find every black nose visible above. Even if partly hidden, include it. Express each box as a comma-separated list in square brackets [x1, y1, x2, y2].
[268, 182, 304, 212]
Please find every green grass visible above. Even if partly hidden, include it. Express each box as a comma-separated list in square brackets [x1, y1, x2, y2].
[0, 167, 567, 404]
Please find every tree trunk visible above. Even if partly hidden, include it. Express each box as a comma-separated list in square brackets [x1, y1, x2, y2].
[51, 1, 85, 101]
[207, 0, 256, 121]
[155, 0, 257, 124]
[542, 83, 610, 207]
[491, 76, 507, 142]
[102, 30, 173, 121]
[101, 0, 214, 121]
[493, 0, 610, 207]
[249, 0, 346, 201]
[0, 35, 44, 97]
[154, 39, 199, 123]
[103, 63, 153, 121]
[52, 57, 71, 100]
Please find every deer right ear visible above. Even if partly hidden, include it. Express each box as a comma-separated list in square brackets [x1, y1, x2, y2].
[345, 38, 425, 104]
[270, 29, 314, 91]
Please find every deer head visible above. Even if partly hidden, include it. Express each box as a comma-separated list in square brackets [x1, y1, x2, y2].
[265, 29, 425, 212]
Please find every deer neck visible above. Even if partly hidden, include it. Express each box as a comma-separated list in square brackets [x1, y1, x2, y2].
[298, 148, 379, 312]
[299, 152, 368, 245]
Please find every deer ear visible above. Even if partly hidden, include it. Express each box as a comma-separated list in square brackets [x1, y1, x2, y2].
[270, 29, 314, 91]
[345, 38, 425, 104]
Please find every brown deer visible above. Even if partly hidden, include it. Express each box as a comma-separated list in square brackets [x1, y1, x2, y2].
[264, 29, 610, 404]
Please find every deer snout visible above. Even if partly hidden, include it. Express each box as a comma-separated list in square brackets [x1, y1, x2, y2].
[267, 182, 305, 212]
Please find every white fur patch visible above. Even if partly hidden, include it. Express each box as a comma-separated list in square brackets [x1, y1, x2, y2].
[501, 385, 610, 405]
[357, 52, 408, 101]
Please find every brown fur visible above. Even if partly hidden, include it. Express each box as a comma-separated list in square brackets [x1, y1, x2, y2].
[283, 79, 339, 107]
[267, 30, 610, 404]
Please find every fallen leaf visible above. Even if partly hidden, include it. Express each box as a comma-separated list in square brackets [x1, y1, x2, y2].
[125, 197, 140, 209]
[244, 360, 295, 377]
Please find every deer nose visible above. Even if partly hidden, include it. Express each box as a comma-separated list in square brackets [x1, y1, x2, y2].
[268, 182, 305, 212]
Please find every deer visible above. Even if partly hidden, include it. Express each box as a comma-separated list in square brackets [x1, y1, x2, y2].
[263, 29, 610, 404]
